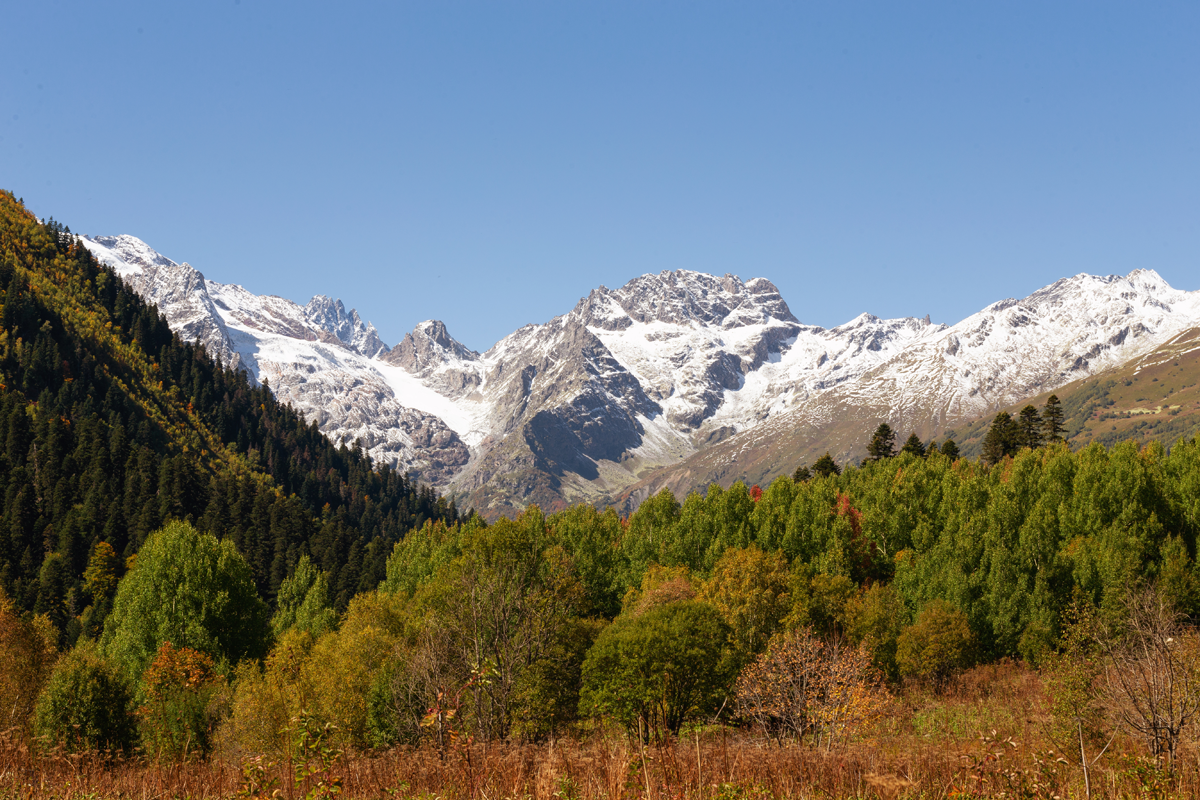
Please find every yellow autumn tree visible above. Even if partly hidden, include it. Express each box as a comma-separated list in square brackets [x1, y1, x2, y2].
[0, 588, 57, 739]
[699, 545, 791, 664]
[735, 627, 888, 749]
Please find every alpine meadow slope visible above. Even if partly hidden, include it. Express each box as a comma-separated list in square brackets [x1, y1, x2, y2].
[78, 233, 1200, 516]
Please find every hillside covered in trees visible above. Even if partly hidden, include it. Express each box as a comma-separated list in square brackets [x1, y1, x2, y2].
[0, 190, 462, 645]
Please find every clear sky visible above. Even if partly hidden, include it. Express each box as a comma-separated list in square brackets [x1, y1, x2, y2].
[3, 2, 1198, 352]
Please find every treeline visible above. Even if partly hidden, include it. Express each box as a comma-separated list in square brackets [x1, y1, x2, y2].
[13, 431, 1200, 760]
[0, 191, 460, 646]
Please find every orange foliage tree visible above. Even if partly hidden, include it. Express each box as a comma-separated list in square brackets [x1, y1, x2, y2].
[735, 627, 889, 749]
[139, 642, 224, 759]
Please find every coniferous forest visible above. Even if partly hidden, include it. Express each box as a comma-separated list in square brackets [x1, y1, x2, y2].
[5, 189, 1200, 798]
[0, 190, 461, 637]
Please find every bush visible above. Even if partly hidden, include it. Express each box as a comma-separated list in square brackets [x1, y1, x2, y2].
[735, 627, 889, 748]
[303, 591, 406, 748]
[896, 599, 974, 683]
[138, 642, 224, 759]
[219, 628, 314, 758]
[33, 642, 137, 753]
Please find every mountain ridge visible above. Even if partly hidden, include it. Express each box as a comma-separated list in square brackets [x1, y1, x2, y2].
[79, 233, 1200, 517]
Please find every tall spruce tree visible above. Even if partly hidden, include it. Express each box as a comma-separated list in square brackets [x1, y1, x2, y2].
[811, 452, 841, 478]
[1017, 405, 1043, 449]
[981, 412, 1021, 465]
[866, 423, 896, 461]
[1042, 394, 1066, 443]
[900, 433, 926, 457]
[939, 439, 960, 459]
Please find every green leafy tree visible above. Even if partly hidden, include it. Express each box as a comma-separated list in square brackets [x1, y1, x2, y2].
[811, 452, 841, 478]
[788, 568, 856, 638]
[846, 582, 907, 679]
[620, 489, 682, 592]
[1017, 405, 1043, 449]
[549, 504, 626, 618]
[866, 423, 896, 461]
[101, 521, 271, 684]
[272, 555, 337, 639]
[33, 642, 137, 753]
[700, 546, 791, 664]
[581, 600, 731, 737]
[1043, 394, 1066, 442]
[900, 434, 926, 458]
[403, 508, 589, 742]
[380, 518, 468, 598]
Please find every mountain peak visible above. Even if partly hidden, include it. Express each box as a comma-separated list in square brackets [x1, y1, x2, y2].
[83, 234, 179, 277]
[578, 269, 799, 331]
[383, 319, 479, 374]
[303, 294, 387, 357]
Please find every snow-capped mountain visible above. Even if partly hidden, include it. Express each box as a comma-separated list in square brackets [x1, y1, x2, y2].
[81, 235, 470, 483]
[618, 269, 1200, 506]
[80, 233, 1200, 516]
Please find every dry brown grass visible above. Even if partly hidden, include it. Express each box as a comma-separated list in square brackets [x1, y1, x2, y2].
[2, 662, 1198, 799]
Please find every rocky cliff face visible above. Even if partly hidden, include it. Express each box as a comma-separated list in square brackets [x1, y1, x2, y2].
[81, 233, 1200, 517]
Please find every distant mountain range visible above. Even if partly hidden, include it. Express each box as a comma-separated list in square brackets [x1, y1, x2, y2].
[81, 234, 1200, 517]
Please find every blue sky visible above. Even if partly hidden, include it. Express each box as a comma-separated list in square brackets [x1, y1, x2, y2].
[3, 2, 1197, 352]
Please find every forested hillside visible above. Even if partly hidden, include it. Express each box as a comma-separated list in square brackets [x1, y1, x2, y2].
[0, 190, 461, 644]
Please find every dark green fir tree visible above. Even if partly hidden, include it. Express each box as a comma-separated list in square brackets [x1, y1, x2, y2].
[1042, 394, 1066, 443]
[981, 411, 1021, 465]
[866, 423, 896, 461]
[811, 452, 841, 478]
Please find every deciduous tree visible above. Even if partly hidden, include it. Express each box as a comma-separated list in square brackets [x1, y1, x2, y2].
[101, 521, 270, 684]
[581, 600, 731, 738]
